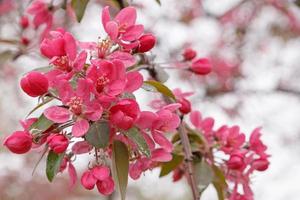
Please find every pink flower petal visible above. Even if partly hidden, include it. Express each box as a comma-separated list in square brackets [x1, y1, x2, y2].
[68, 162, 77, 190]
[101, 6, 111, 31]
[151, 148, 172, 162]
[44, 106, 70, 123]
[125, 71, 143, 93]
[92, 166, 110, 181]
[115, 6, 136, 27]
[190, 111, 202, 129]
[64, 32, 77, 61]
[122, 25, 144, 41]
[108, 51, 136, 67]
[152, 130, 173, 152]
[72, 119, 89, 137]
[72, 141, 92, 154]
[105, 21, 119, 40]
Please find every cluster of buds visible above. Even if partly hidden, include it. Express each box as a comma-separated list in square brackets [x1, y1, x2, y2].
[3, 5, 269, 200]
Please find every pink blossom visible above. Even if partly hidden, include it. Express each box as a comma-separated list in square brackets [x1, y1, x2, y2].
[96, 176, 115, 195]
[87, 59, 126, 97]
[20, 71, 49, 97]
[109, 99, 140, 130]
[3, 131, 32, 154]
[46, 133, 69, 154]
[72, 141, 92, 154]
[102, 6, 144, 49]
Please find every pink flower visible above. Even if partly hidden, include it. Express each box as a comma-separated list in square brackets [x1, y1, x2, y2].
[3, 131, 32, 154]
[87, 59, 126, 97]
[44, 79, 102, 137]
[173, 88, 193, 114]
[249, 127, 268, 157]
[137, 34, 156, 53]
[227, 151, 246, 170]
[46, 133, 69, 154]
[190, 58, 212, 75]
[81, 165, 114, 195]
[251, 158, 269, 171]
[27, 0, 53, 29]
[182, 48, 197, 61]
[102, 6, 144, 48]
[20, 71, 49, 97]
[109, 99, 140, 130]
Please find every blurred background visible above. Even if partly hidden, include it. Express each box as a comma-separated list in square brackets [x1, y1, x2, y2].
[0, 0, 300, 199]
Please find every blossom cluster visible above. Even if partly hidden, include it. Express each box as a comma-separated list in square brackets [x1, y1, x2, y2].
[3, 5, 269, 200]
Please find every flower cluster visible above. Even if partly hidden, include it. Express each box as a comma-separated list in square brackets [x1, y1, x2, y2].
[3, 5, 269, 200]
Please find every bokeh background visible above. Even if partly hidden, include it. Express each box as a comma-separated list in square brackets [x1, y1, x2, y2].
[0, 0, 300, 199]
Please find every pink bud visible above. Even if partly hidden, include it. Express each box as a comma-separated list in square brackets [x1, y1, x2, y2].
[252, 158, 269, 171]
[47, 134, 68, 154]
[19, 16, 29, 29]
[92, 165, 110, 181]
[137, 34, 156, 53]
[172, 168, 184, 182]
[3, 131, 32, 154]
[81, 170, 97, 190]
[20, 71, 49, 97]
[21, 37, 30, 46]
[182, 48, 197, 61]
[190, 58, 212, 75]
[227, 154, 245, 170]
[178, 98, 191, 114]
[96, 176, 115, 196]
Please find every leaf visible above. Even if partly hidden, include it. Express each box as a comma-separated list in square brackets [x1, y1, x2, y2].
[27, 96, 54, 117]
[212, 165, 227, 200]
[71, 0, 90, 22]
[194, 160, 214, 193]
[124, 127, 150, 157]
[143, 80, 175, 100]
[112, 140, 129, 200]
[29, 114, 54, 135]
[296, 0, 300, 7]
[46, 150, 65, 182]
[154, 66, 169, 83]
[159, 154, 184, 177]
[85, 121, 110, 148]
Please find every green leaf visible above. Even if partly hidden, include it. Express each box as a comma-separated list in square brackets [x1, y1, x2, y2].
[295, 0, 300, 7]
[159, 154, 184, 177]
[194, 160, 214, 193]
[27, 96, 54, 117]
[124, 127, 151, 157]
[71, 0, 90, 22]
[85, 121, 110, 148]
[143, 80, 175, 100]
[112, 140, 129, 200]
[46, 150, 64, 182]
[29, 114, 54, 135]
[212, 165, 227, 200]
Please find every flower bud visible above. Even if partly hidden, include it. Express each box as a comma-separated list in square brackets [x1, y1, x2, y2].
[47, 134, 69, 154]
[227, 154, 245, 170]
[190, 58, 212, 75]
[20, 71, 49, 97]
[252, 158, 269, 171]
[19, 16, 29, 29]
[137, 34, 156, 53]
[182, 48, 197, 61]
[3, 131, 32, 154]
[178, 98, 191, 114]
[81, 170, 97, 190]
[21, 37, 30, 46]
[96, 176, 115, 196]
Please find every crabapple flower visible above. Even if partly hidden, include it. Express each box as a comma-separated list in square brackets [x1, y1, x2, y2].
[3, 131, 32, 154]
[109, 99, 140, 130]
[190, 58, 212, 75]
[27, 0, 53, 29]
[20, 71, 49, 97]
[102, 6, 144, 48]
[46, 133, 69, 154]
